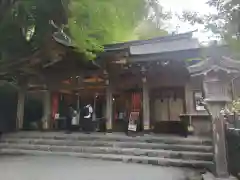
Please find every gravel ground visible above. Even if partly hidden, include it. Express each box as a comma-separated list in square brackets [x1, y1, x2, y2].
[0, 155, 202, 180]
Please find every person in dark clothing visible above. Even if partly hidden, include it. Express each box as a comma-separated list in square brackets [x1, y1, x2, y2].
[82, 103, 93, 133]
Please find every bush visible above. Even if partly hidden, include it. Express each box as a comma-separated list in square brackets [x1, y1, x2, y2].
[226, 129, 240, 178]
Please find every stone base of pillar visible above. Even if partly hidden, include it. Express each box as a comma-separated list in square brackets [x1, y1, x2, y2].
[143, 124, 151, 134]
[143, 130, 151, 134]
[105, 129, 113, 133]
[202, 172, 237, 180]
[41, 119, 50, 130]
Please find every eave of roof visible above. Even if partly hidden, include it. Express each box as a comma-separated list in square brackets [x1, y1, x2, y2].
[128, 48, 201, 63]
[104, 31, 195, 51]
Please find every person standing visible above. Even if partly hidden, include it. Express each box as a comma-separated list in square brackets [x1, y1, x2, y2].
[82, 103, 93, 133]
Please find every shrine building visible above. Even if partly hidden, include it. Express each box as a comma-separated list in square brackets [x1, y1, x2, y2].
[2, 31, 240, 137]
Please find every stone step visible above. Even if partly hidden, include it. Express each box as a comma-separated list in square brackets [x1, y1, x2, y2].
[0, 148, 214, 169]
[3, 132, 212, 145]
[0, 143, 213, 161]
[1, 138, 213, 152]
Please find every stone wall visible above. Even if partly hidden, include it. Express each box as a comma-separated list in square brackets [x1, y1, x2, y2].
[191, 116, 211, 136]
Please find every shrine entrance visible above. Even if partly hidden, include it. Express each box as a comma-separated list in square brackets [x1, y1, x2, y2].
[150, 87, 186, 134]
[112, 92, 130, 132]
[113, 89, 143, 133]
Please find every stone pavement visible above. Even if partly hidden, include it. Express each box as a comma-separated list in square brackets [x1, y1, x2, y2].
[0, 155, 202, 180]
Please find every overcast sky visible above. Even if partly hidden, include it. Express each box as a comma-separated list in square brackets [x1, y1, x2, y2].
[160, 0, 217, 43]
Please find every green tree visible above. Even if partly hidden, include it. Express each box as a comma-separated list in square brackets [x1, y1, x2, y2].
[180, 0, 240, 48]
[133, 19, 168, 40]
[0, 0, 18, 22]
[0, 0, 170, 61]
[0, 0, 67, 62]
[68, 0, 147, 57]
[68, 0, 170, 57]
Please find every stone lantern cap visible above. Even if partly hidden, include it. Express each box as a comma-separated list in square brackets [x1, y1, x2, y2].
[187, 46, 240, 77]
[188, 55, 240, 77]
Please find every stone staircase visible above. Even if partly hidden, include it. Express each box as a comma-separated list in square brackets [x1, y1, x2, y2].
[0, 132, 214, 169]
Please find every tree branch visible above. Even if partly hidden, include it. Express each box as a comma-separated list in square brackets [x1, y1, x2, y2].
[0, 0, 19, 23]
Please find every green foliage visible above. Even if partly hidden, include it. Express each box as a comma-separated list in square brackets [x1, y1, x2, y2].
[0, 0, 32, 61]
[0, 0, 66, 62]
[180, 0, 240, 49]
[133, 19, 168, 40]
[227, 98, 240, 113]
[68, 0, 152, 57]
[0, 0, 169, 61]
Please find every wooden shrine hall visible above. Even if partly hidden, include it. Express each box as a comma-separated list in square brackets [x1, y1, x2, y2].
[2, 31, 240, 138]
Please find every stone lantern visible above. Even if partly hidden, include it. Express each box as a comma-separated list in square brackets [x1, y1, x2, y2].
[188, 50, 240, 178]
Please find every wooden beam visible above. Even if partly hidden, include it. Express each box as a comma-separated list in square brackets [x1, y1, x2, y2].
[44, 69, 103, 85]
[28, 81, 106, 91]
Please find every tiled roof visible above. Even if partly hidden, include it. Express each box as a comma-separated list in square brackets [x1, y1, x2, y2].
[104, 31, 194, 51]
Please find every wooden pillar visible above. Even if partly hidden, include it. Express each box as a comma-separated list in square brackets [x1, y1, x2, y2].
[16, 88, 26, 130]
[42, 90, 52, 130]
[203, 73, 230, 178]
[76, 93, 80, 110]
[142, 77, 150, 131]
[184, 82, 191, 113]
[106, 81, 113, 132]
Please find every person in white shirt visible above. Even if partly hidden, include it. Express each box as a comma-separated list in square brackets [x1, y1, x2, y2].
[82, 103, 93, 133]
[84, 104, 93, 118]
